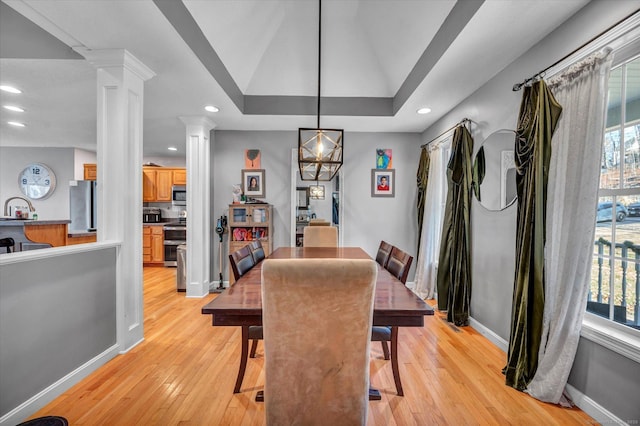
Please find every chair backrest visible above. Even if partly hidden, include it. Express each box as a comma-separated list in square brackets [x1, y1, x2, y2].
[303, 226, 338, 247]
[309, 218, 330, 226]
[229, 245, 255, 281]
[261, 258, 377, 425]
[248, 240, 265, 264]
[386, 246, 413, 284]
[375, 240, 393, 268]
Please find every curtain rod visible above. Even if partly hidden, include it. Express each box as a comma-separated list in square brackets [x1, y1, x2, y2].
[512, 10, 638, 91]
[420, 118, 470, 148]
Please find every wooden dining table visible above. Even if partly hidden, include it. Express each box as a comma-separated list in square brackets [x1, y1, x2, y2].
[201, 246, 433, 398]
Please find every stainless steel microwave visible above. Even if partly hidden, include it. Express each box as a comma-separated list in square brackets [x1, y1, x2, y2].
[172, 186, 186, 206]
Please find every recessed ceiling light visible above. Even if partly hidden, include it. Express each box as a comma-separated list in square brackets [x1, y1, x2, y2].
[0, 85, 22, 94]
[417, 107, 432, 115]
[205, 105, 219, 113]
[4, 105, 25, 112]
[8, 121, 25, 127]
[168, 147, 177, 151]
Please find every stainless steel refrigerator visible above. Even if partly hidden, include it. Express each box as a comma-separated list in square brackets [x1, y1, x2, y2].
[69, 180, 97, 232]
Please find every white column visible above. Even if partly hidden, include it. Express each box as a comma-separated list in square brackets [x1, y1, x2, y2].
[78, 48, 155, 351]
[179, 116, 215, 298]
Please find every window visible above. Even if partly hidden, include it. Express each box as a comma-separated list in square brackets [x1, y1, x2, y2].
[589, 53, 640, 337]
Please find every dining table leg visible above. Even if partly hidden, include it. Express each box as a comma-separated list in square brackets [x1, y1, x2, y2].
[234, 326, 250, 393]
[391, 326, 404, 396]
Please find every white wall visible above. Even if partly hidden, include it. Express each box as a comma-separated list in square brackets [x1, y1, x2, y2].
[0, 147, 74, 220]
[142, 156, 186, 168]
[72, 148, 97, 181]
[211, 130, 421, 281]
[0, 244, 119, 425]
[295, 172, 336, 224]
[342, 132, 421, 260]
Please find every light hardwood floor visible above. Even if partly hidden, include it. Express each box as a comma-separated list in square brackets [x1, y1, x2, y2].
[30, 266, 594, 425]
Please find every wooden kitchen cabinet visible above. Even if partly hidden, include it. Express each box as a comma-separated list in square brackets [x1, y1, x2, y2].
[155, 169, 173, 201]
[142, 167, 185, 202]
[143, 225, 164, 265]
[24, 223, 68, 247]
[143, 168, 156, 202]
[83, 163, 97, 180]
[173, 169, 187, 185]
[67, 234, 97, 245]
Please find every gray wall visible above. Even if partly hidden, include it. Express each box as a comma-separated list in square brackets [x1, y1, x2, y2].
[0, 147, 75, 220]
[0, 246, 117, 422]
[420, 0, 640, 420]
[211, 130, 420, 281]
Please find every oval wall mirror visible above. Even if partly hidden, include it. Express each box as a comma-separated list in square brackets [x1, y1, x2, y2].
[473, 129, 517, 211]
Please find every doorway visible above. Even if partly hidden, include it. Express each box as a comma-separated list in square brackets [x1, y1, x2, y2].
[290, 149, 343, 246]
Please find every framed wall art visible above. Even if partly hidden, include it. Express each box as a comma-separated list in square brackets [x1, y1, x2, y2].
[376, 148, 392, 169]
[244, 149, 261, 169]
[242, 169, 265, 198]
[371, 169, 395, 197]
[309, 185, 325, 200]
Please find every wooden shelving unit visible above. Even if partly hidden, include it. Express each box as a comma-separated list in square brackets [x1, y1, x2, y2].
[228, 203, 272, 283]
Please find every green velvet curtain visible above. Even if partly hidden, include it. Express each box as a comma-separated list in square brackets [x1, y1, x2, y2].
[504, 80, 562, 391]
[472, 146, 485, 202]
[416, 147, 430, 252]
[436, 126, 474, 326]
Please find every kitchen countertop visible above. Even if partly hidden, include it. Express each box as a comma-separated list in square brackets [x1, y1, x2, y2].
[0, 219, 71, 227]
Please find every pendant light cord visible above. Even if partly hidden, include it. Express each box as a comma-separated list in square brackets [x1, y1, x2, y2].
[317, 0, 322, 129]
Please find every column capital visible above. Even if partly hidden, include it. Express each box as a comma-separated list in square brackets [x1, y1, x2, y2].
[179, 116, 217, 131]
[74, 47, 155, 81]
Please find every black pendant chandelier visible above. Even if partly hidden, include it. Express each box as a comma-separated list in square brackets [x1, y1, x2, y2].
[298, 0, 343, 181]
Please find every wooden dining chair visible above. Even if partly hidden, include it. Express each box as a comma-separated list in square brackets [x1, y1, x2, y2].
[228, 245, 263, 393]
[229, 245, 255, 281]
[385, 246, 413, 285]
[375, 240, 393, 268]
[262, 258, 377, 425]
[371, 245, 413, 396]
[303, 226, 338, 247]
[248, 240, 265, 264]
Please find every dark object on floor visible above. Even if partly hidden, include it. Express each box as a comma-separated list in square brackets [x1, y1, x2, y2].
[0, 237, 15, 253]
[16, 416, 68, 426]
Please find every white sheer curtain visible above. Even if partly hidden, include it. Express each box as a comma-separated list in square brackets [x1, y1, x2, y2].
[526, 48, 613, 404]
[414, 139, 450, 299]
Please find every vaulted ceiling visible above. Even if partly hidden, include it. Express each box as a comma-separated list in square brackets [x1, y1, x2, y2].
[0, 0, 590, 157]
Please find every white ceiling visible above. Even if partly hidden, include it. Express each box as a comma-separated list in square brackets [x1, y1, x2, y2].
[0, 0, 590, 158]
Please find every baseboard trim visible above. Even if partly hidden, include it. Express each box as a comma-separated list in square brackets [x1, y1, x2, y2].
[469, 317, 627, 424]
[469, 316, 508, 352]
[565, 384, 626, 425]
[0, 344, 120, 426]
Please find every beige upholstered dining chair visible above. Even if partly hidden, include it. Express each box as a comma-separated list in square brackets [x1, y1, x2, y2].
[309, 218, 330, 226]
[303, 225, 338, 247]
[261, 258, 377, 426]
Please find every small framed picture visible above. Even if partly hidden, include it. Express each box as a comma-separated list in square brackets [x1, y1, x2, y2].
[309, 185, 325, 200]
[242, 169, 265, 198]
[371, 169, 395, 197]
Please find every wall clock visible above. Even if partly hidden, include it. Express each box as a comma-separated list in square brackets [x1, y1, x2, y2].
[18, 163, 57, 200]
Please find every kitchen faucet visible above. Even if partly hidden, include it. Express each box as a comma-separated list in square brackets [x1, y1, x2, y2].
[4, 196, 35, 216]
